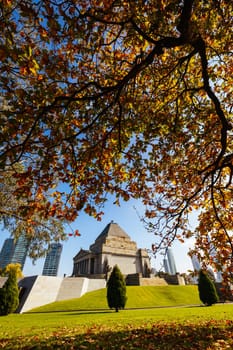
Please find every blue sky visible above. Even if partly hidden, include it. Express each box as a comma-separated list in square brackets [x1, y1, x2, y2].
[0, 198, 195, 277]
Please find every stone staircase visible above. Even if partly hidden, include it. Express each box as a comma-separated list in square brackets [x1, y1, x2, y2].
[56, 277, 88, 301]
[56, 277, 106, 301]
[140, 276, 168, 286]
[126, 273, 168, 286]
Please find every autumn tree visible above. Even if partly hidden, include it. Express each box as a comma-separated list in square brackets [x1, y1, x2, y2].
[107, 265, 127, 312]
[0, 1, 232, 280]
[198, 269, 219, 306]
[0, 165, 66, 259]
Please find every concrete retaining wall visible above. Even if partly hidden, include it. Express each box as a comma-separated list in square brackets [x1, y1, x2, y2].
[18, 276, 63, 313]
[18, 276, 106, 313]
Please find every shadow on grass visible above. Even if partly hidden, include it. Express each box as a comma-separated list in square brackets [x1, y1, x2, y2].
[63, 305, 203, 316]
[63, 310, 113, 316]
[1, 321, 233, 349]
[28, 308, 110, 314]
[27, 304, 203, 315]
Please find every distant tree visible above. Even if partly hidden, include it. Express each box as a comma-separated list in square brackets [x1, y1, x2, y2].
[0, 263, 21, 316]
[107, 265, 127, 312]
[198, 269, 219, 306]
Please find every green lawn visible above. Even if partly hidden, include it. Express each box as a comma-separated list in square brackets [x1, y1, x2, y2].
[28, 285, 201, 312]
[1, 305, 233, 349]
[0, 286, 233, 349]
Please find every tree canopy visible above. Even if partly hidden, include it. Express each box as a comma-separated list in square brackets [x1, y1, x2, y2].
[0, 164, 66, 259]
[0, 1, 232, 279]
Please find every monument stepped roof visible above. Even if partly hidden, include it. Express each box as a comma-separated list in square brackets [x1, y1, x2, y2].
[95, 221, 131, 242]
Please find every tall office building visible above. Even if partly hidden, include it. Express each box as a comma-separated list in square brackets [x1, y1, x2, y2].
[166, 248, 177, 275]
[163, 258, 170, 274]
[190, 246, 223, 282]
[191, 254, 201, 272]
[0, 238, 15, 269]
[11, 233, 29, 270]
[208, 237, 223, 282]
[42, 243, 62, 276]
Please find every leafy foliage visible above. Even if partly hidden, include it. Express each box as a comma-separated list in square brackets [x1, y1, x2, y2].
[198, 269, 219, 306]
[0, 263, 20, 316]
[0, 1, 233, 277]
[1, 322, 233, 350]
[107, 265, 127, 312]
[0, 165, 66, 259]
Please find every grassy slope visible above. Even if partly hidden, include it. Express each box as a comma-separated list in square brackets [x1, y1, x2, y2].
[28, 285, 200, 313]
[1, 287, 233, 350]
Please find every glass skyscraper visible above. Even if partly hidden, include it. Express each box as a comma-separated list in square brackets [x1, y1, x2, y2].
[166, 248, 177, 275]
[191, 254, 201, 272]
[42, 243, 62, 276]
[0, 238, 15, 269]
[0, 234, 29, 270]
[11, 233, 29, 270]
[163, 258, 171, 274]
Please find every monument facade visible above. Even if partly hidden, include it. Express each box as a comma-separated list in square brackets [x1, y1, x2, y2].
[72, 222, 151, 278]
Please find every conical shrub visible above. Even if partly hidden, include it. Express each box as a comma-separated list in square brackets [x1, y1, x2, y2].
[107, 265, 127, 312]
[198, 269, 219, 306]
